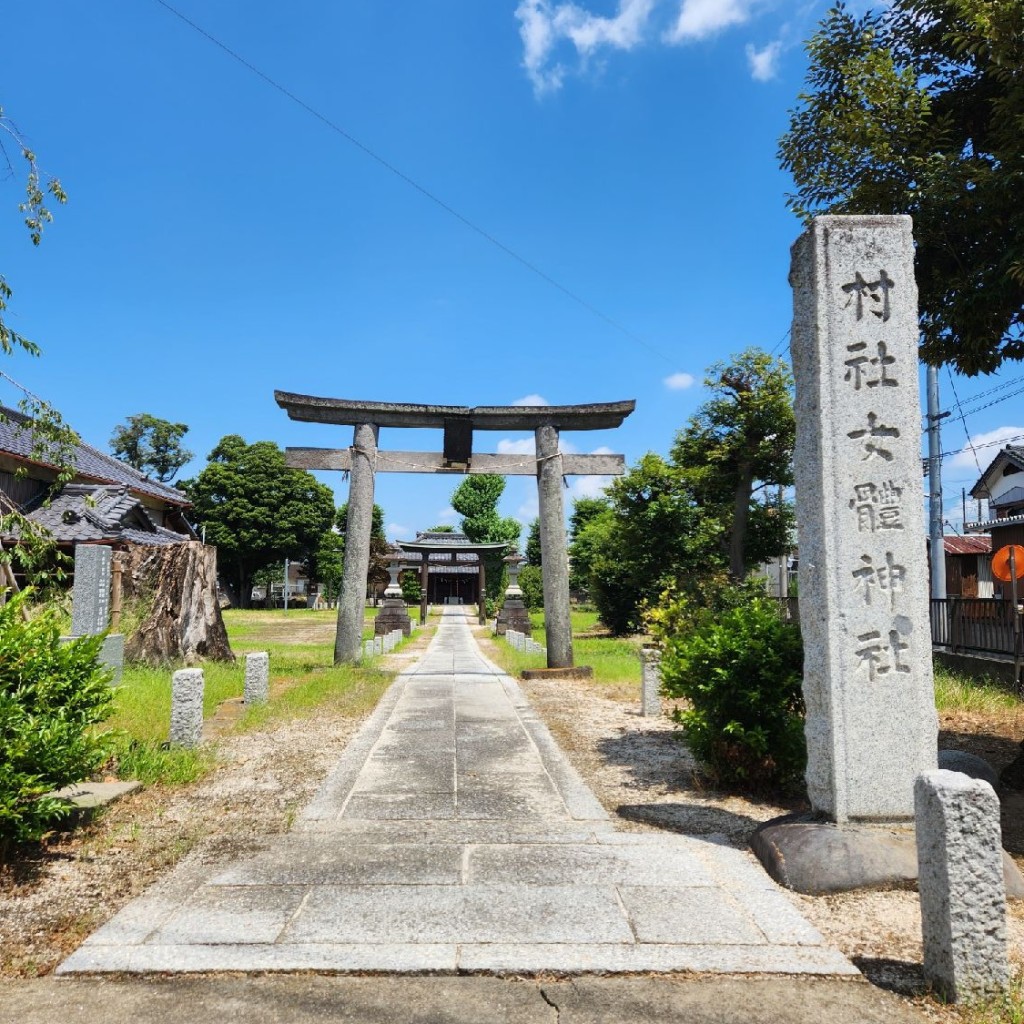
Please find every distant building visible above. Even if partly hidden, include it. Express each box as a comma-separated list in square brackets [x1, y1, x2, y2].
[942, 534, 993, 598]
[965, 444, 1024, 598]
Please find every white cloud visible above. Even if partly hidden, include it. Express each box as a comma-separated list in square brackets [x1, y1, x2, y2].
[436, 505, 459, 525]
[664, 371, 695, 390]
[387, 522, 412, 539]
[745, 39, 781, 80]
[511, 393, 551, 406]
[515, 0, 656, 95]
[497, 436, 580, 455]
[664, 0, 754, 42]
[948, 425, 1024, 473]
[498, 437, 536, 455]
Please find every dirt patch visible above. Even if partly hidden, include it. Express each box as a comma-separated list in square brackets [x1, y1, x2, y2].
[0, 710, 369, 978]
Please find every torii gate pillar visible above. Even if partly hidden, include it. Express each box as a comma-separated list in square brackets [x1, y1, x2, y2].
[335, 422, 378, 664]
[536, 424, 573, 668]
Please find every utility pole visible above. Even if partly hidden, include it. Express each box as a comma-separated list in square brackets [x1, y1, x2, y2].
[927, 365, 947, 600]
[283, 558, 290, 612]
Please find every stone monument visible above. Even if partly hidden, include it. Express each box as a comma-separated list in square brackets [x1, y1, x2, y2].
[64, 543, 124, 686]
[753, 215, 940, 890]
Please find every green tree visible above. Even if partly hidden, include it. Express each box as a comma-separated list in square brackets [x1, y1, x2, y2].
[181, 435, 335, 607]
[110, 413, 193, 483]
[307, 529, 344, 603]
[450, 475, 520, 602]
[672, 349, 795, 582]
[568, 497, 610, 593]
[779, 0, 1024, 375]
[428, 524, 455, 533]
[586, 454, 714, 634]
[525, 518, 542, 567]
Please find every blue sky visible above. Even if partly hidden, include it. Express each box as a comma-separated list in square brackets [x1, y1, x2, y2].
[2, 0, 1020, 541]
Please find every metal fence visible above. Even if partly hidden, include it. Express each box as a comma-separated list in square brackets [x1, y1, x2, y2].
[930, 597, 1020, 657]
[776, 596, 1020, 659]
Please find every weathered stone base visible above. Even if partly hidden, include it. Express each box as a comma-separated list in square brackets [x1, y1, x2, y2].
[520, 666, 594, 681]
[495, 599, 532, 637]
[375, 602, 412, 637]
[751, 814, 1024, 898]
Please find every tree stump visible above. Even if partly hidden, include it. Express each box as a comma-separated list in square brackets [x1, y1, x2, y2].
[121, 541, 234, 665]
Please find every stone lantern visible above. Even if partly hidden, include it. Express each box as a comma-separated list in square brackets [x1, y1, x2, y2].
[494, 551, 532, 636]
[375, 551, 412, 636]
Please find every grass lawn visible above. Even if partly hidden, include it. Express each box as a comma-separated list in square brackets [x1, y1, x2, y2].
[490, 608, 642, 689]
[106, 608, 395, 784]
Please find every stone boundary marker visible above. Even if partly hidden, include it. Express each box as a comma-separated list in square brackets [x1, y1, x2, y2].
[362, 630, 404, 659]
[915, 769, 1008, 1001]
[244, 652, 270, 704]
[640, 647, 662, 717]
[170, 669, 204, 748]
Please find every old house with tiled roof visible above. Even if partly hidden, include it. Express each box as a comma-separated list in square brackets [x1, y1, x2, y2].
[0, 405, 195, 549]
[964, 444, 1024, 598]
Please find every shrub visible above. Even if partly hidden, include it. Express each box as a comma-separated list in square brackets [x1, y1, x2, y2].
[0, 591, 115, 847]
[517, 564, 544, 609]
[659, 595, 805, 791]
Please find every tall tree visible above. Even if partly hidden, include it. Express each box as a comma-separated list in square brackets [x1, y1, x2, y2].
[450, 475, 520, 601]
[525, 518, 542, 567]
[672, 349, 795, 582]
[567, 497, 611, 594]
[110, 413, 193, 482]
[779, 0, 1024, 375]
[181, 436, 335, 607]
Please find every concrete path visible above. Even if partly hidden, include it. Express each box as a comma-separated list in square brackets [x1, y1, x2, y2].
[58, 609, 855, 976]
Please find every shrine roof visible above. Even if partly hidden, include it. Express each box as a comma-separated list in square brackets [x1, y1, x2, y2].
[274, 393, 635, 431]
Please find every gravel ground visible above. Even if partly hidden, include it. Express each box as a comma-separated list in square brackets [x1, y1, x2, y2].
[512, 663, 1024, 1022]
[3, 626, 1022, 1024]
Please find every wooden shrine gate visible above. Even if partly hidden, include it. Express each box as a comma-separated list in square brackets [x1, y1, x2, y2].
[275, 393, 634, 669]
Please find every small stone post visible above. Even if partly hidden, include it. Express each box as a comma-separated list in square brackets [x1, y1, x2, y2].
[535, 423, 573, 668]
[915, 769, 1009, 1002]
[477, 554, 488, 626]
[244, 652, 270, 704]
[169, 668, 204, 748]
[640, 646, 662, 717]
[790, 215, 936, 822]
[335, 423, 379, 664]
[419, 552, 430, 625]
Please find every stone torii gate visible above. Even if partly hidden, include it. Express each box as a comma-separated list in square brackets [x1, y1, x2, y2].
[275, 393, 634, 669]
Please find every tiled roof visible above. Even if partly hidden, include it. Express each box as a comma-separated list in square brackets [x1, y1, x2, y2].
[5, 483, 188, 546]
[0, 406, 189, 507]
[944, 535, 992, 556]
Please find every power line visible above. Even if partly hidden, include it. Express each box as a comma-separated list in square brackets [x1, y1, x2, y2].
[945, 367, 983, 476]
[152, 0, 677, 366]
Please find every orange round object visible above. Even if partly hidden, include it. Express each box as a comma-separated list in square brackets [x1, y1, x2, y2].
[991, 545, 1024, 582]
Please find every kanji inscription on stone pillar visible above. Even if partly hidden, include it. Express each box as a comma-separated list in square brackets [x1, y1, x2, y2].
[790, 215, 937, 823]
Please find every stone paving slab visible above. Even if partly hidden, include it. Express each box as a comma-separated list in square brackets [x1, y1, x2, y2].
[58, 608, 855, 978]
